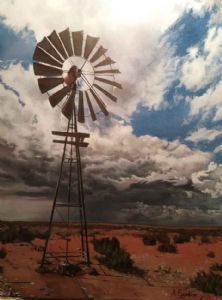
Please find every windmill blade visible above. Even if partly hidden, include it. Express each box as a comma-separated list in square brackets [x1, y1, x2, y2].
[93, 84, 117, 102]
[37, 37, 64, 63]
[94, 57, 116, 68]
[48, 30, 68, 60]
[59, 28, 73, 57]
[95, 69, 121, 74]
[33, 62, 62, 76]
[62, 90, 75, 119]
[89, 89, 109, 116]
[78, 91, 85, 123]
[49, 86, 71, 107]
[72, 31, 83, 56]
[90, 46, 107, 63]
[38, 77, 64, 94]
[84, 35, 99, 59]
[33, 47, 62, 68]
[85, 91, 97, 121]
[94, 77, 122, 89]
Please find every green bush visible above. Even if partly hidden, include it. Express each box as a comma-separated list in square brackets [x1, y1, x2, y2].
[191, 271, 222, 295]
[0, 248, 7, 259]
[210, 263, 222, 271]
[173, 233, 191, 244]
[157, 242, 177, 253]
[142, 233, 156, 245]
[93, 237, 133, 273]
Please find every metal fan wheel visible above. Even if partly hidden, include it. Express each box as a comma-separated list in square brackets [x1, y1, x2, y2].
[33, 28, 122, 123]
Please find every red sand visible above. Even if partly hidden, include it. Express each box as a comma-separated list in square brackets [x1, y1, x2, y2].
[0, 224, 221, 299]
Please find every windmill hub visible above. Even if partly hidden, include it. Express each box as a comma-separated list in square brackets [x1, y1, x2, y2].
[64, 65, 81, 86]
[62, 56, 94, 91]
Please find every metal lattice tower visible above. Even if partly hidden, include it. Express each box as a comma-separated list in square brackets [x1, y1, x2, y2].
[32, 29, 121, 268]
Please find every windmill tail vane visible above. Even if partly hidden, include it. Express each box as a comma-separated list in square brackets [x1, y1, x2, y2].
[32, 28, 121, 269]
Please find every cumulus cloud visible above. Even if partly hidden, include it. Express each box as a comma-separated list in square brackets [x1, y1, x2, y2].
[84, 122, 211, 190]
[189, 79, 222, 121]
[0, 0, 216, 116]
[180, 2, 222, 92]
[181, 26, 222, 91]
[186, 127, 222, 143]
[192, 162, 222, 197]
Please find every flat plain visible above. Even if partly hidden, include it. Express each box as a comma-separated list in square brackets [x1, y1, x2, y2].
[0, 222, 221, 300]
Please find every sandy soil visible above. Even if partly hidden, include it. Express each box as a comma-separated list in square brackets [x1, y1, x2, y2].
[0, 223, 221, 299]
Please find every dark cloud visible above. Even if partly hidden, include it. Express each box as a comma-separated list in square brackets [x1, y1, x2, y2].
[0, 130, 220, 225]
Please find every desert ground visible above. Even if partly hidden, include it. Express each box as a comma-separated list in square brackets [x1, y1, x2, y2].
[0, 222, 222, 300]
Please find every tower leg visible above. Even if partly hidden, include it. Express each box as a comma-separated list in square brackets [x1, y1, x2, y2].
[40, 118, 71, 268]
[40, 88, 90, 269]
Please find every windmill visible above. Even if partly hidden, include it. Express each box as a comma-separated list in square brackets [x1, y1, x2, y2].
[33, 28, 122, 268]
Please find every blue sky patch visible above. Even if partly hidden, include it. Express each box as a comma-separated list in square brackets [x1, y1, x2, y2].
[131, 8, 222, 162]
[0, 16, 36, 69]
[165, 9, 211, 57]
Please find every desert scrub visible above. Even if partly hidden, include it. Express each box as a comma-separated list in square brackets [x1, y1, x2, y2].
[93, 237, 120, 255]
[210, 263, 222, 271]
[18, 227, 35, 242]
[173, 232, 191, 244]
[155, 231, 170, 243]
[93, 237, 134, 273]
[0, 224, 17, 243]
[201, 235, 211, 244]
[157, 242, 177, 253]
[207, 251, 215, 258]
[0, 225, 48, 243]
[191, 271, 222, 296]
[142, 233, 156, 245]
[0, 247, 7, 259]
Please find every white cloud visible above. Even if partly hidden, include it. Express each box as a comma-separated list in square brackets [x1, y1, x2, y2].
[83, 122, 211, 191]
[0, 0, 212, 38]
[0, 63, 64, 157]
[214, 144, 222, 153]
[181, 25, 222, 91]
[0, 0, 216, 116]
[192, 161, 222, 197]
[189, 79, 222, 121]
[186, 127, 222, 143]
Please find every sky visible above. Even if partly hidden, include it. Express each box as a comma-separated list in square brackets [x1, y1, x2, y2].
[0, 0, 222, 225]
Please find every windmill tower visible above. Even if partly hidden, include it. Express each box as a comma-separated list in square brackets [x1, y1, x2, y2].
[32, 28, 122, 268]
